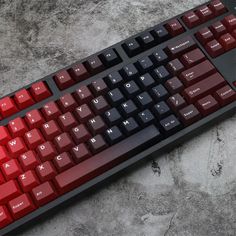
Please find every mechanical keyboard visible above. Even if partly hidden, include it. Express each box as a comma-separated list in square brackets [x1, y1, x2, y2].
[0, 0, 236, 234]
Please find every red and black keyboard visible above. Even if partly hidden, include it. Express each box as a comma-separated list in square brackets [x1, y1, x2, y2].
[1, 0, 236, 234]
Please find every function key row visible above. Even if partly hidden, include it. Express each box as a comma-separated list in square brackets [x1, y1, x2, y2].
[54, 48, 121, 90]
[122, 19, 185, 57]
[182, 0, 227, 29]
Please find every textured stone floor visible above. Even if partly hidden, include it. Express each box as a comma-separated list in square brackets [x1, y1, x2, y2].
[0, 0, 236, 235]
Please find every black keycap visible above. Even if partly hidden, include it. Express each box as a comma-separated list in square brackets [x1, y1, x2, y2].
[136, 57, 154, 73]
[137, 73, 155, 90]
[87, 116, 107, 135]
[160, 115, 182, 136]
[151, 84, 169, 101]
[137, 109, 155, 127]
[151, 25, 170, 42]
[107, 88, 125, 106]
[105, 71, 123, 88]
[100, 49, 121, 67]
[90, 78, 109, 96]
[104, 108, 123, 126]
[91, 96, 110, 115]
[121, 64, 139, 79]
[120, 117, 139, 135]
[151, 49, 169, 66]
[88, 134, 108, 154]
[135, 92, 153, 109]
[123, 38, 141, 57]
[137, 32, 155, 47]
[85, 56, 104, 74]
[120, 100, 138, 118]
[123, 81, 140, 98]
[166, 59, 185, 76]
[105, 126, 124, 145]
[153, 101, 171, 119]
[152, 66, 171, 83]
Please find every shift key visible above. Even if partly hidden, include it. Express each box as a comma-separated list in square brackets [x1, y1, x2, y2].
[182, 73, 226, 103]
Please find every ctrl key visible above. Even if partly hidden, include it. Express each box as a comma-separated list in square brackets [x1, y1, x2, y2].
[0, 206, 12, 228]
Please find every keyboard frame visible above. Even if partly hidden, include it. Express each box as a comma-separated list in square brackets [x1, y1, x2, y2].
[1, 0, 236, 234]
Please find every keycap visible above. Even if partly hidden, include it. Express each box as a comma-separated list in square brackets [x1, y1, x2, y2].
[196, 95, 220, 116]
[123, 81, 141, 98]
[107, 88, 125, 106]
[91, 96, 110, 115]
[37, 141, 57, 161]
[137, 109, 155, 127]
[180, 48, 206, 68]
[36, 161, 57, 182]
[54, 125, 161, 193]
[54, 70, 75, 90]
[0, 126, 11, 145]
[19, 150, 40, 171]
[205, 39, 224, 58]
[25, 109, 45, 129]
[71, 124, 92, 144]
[68, 63, 89, 82]
[30, 81, 51, 102]
[41, 101, 62, 121]
[104, 108, 123, 126]
[105, 71, 124, 88]
[71, 143, 91, 163]
[0, 146, 10, 164]
[120, 100, 138, 118]
[166, 59, 185, 76]
[14, 89, 35, 110]
[179, 60, 216, 86]
[88, 135, 108, 154]
[178, 104, 201, 126]
[121, 64, 139, 79]
[209, 0, 227, 16]
[53, 152, 74, 173]
[196, 27, 214, 45]
[137, 32, 155, 48]
[167, 94, 187, 112]
[214, 85, 236, 106]
[74, 86, 93, 104]
[151, 48, 169, 65]
[195, 5, 214, 22]
[153, 101, 171, 119]
[0, 180, 21, 204]
[31, 181, 57, 206]
[104, 126, 124, 145]
[74, 104, 93, 123]
[18, 170, 39, 193]
[152, 66, 171, 82]
[8, 118, 28, 138]
[165, 19, 185, 36]
[120, 117, 139, 135]
[165, 36, 196, 57]
[160, 115, 182, 136]
[151, 25, 170, 42]
[87, 116, 107, 135]
[183, 73, 226, 103]
[222, 14, 236, 31]
[0, 206, 12, 229]
[0, 97, 18, 118]
[85, 56, 104, 74]
[58, 93, 78, 113]
[135, 92, 153, 109]
[122, 39, 141, 57]
[58, 112, 78, 132]
[100, 49, 121, 67]
[24, 129, 45, 149]
[210, 21, 227, 38]
[90, 79, 109, 96]
[151, 84, 169, 101]
[182, 11, 201, 28]
[136, 56, 154, 73]
[41, 120, 61, 141]
[54, 133, 74, 153]
[1, 159, 22, 180]
[165, 77, 184, 94]
[137, 73, 155, 90]
[219, 33, 236, 51]
[7, 137, 27, 158]
[0, 172, 4, 185]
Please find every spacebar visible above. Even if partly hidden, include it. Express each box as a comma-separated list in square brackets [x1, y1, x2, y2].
[54, 125, 161, 193]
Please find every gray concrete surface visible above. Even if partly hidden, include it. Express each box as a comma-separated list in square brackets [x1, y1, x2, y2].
[0, 0, 236, 235]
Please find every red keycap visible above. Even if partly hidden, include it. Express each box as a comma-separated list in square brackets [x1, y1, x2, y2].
[41, 101, 62, 121]
[18, 170, 39, 192]
[0, 171, 5, 185]
[196, 95, 220, 116]
[1, 159, 22, 181]
[8, 193, 35, 220]
[14, 89, 35, 110]
[41, 120, 62, 140]
[71, 124, 92, 144]
[222, 14, 236, 31]
[36, 161, 57, 182]
[24, 129, 45, 149]
[180, 48, 206, 68]
[19, 150, 40, 171]
[30, 81, 51, 102]
[178, 104, 201, 126]
[165, 19, 184, 36]
[54, 133, 75, 153]
[196, 5, 214, 22]
[0, 126, 11, 145]
[8, 117, 28, 137]
[209, 0, 227, 16]
[53, 152, 74, 173]
[57, 94, 78, 113]
[71, 143, 91, 163]
[74, 104, 94, 123]
[182, 11, 200, 28]
[210, 21, 227, 38]
[7, 137, 27, 158]
[167, 94, 187, 112]
[37, 141, 57, 161]
[196, 27, 214, 45]
[183, 73, 226, 103]
[58, 112, 78, 132]
[0, 206, 12, 229]
[54, 70, 75, 90]
[0, 97, 18, 118]
[0, 146, 10, 164]
[179, 60, 216, 86]
[68, 63, 89, 82]
[214, 85, 236, 106]
[205, 39, 224, 58]
[25, 109, 45, 129]
[31, 181, 57, 206]
[74, 86, 93, 104]
[219, 33, 236, 51]
[0, 180, 21, 204]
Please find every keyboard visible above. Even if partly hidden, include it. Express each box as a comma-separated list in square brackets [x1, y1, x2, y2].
[0, 0, 236, 234]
